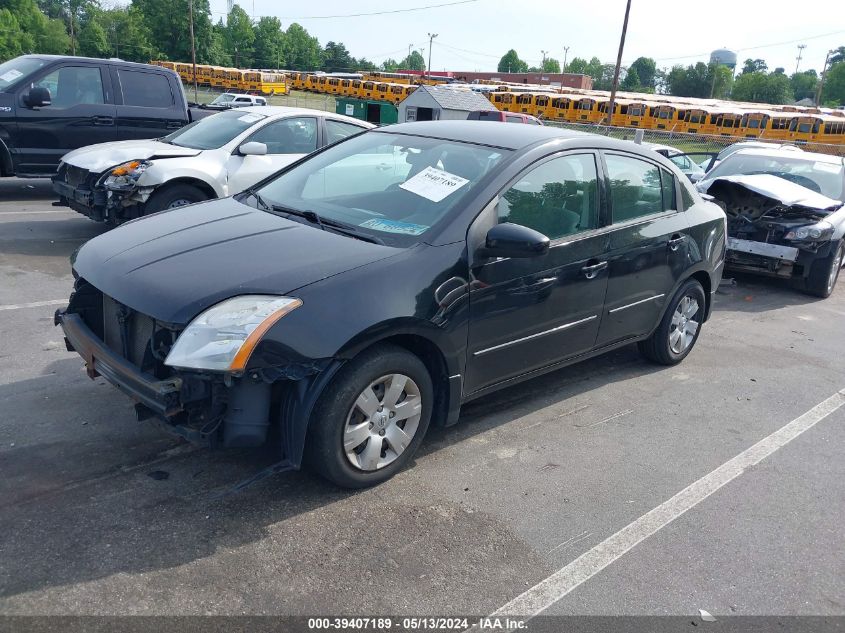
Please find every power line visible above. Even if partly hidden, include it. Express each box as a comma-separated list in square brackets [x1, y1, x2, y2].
[649, 29, 845, 62]
[211, 0, 480, 20]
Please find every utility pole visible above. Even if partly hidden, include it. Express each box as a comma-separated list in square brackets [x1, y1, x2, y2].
[795, 44, 807, 74]
[408, 43, 413, 65]
[189, 0, 198, 103]
[541, 50, 548, 70]
[562, 46, 570, 73]
[67, 0, 75, 56]
[605, 0, 632, 126]
[426, 33, 437, 80]
[815, 49, 834, 106]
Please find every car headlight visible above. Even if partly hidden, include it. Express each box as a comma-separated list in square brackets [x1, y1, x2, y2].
[102, 160, 151, 190]
[784, 220, 834, 241]
[164, 295, 302, 372]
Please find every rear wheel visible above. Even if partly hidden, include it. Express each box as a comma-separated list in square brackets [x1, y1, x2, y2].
[305, 344, 433, 488]
[638, 279, 706, 366]
[805, 240, 843, 299]
[144, 183, 207, 215]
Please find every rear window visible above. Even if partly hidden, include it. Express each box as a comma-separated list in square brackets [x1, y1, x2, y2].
[118, 70, 173, 108]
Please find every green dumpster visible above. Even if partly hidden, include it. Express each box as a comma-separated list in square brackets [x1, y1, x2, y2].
[336, 98, 398, 125]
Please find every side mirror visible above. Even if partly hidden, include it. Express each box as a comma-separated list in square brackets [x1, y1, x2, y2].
[24, 86, 51, 108]
[239, 141, 267, 156]
[480, 222, 550, 259]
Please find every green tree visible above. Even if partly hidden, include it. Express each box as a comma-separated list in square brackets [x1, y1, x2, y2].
[0, 8, 24, 59]
[354, 57, 377, 71]
[621, 66, 639, 91]
[253, 16, 284, 68]
[284, 22, 321, 70]
[566, 56, 588, 75]
[381, 57, 399, 71]
[665, 62, 712, 98]
[542, 57, 560, 73]
[711, 64, 733, 99]
[225, 4, 254, 67]
[208, 19, 231, 66]
[497, 49, 527, 73]
[741, 58, 768, 74]
[398, 50, 425, 71]
[822, 62, 845, 106]
[2, 0, 69, 55]
[629, 56, 657, 91]
[77, 11, 109, 58]
[829, 46, 845, 65]
[731, 71, 791, 104]
[790, 70, 817, 102]
[134, 0, 214, 63]
[322, 41, 353, 72]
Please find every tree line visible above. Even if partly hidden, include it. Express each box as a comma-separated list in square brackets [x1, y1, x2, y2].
[497, 48, 845, 106]
[0, 0, 427, 73]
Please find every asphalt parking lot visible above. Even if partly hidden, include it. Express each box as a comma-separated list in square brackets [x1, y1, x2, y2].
[1, 178, 843, 620]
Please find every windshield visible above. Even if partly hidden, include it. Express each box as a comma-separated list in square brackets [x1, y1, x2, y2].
[164, 110, 266, 149]
[254, 132, 509, 246]
[211, 93, 236, 105]
[0, 57, 47, 91]
[706, 153, 845, 201]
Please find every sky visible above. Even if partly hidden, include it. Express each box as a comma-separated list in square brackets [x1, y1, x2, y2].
[208, 0, 844, 75]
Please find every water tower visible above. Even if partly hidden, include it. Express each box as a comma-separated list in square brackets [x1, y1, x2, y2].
[710, 48, 737, 70]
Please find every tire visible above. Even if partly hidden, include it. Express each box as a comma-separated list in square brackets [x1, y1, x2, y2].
[805, 240, 844, 299]
[638, 279, 706, 366]
[305, 344, 433, 488]
[144, 183, 207, 215]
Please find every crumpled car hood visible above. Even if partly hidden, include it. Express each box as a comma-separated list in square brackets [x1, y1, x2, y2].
[61, 140, 202, 174]
[699, 174, 843, 212]
[71, 198, 401, 324]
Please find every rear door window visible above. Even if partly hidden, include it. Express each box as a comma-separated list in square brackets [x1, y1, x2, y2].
[325, 119, 367, 145]
[117, 70, 173, 108]
[604, 154, 667, 222]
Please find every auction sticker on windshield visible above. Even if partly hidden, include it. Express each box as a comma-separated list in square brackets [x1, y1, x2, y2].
[0, 69, 23, 82]
[400, 166, 469, 203]
[359, 218, 429, 235]
[238, 114, 263, 123]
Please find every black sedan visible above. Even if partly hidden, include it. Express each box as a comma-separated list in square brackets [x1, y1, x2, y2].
[57, 121, 726, 488]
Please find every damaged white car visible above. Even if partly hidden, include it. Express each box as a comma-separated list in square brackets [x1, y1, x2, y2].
[697, 148, 845, 297]
[52, 106, 372, 225]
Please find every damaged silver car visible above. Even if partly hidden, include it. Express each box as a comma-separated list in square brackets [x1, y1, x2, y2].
[697, 148, 845, 297]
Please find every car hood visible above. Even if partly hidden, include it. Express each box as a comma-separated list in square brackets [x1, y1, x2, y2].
[71, 198, 402, 324]
[699, 174, 843, 212]
[62, 140, 203, 173]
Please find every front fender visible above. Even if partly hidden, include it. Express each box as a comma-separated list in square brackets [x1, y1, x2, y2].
[136, 154, 227, 198]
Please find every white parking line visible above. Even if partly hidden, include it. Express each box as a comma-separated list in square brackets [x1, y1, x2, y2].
[0, 209, 71, 215]
[491, 389, 845, 619]
[0, 299, 66, 312]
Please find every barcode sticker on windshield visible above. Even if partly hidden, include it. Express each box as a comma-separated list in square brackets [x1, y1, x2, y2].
[359, 218, 429, 235]
[400, 166, 469, 202]
[0, 69, 23, 82]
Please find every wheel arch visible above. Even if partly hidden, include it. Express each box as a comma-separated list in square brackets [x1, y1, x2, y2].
[0, 137, 13, 176]
[152, 176, 219, 200]
[281, 324, 463, 470]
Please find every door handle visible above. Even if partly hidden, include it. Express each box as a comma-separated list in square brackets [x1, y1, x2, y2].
[581, 260, 608, 280]
[92, 115, 114, 126]
[668, 234, 686, 251]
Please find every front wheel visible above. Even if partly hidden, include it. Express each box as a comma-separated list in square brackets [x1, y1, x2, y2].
[305, 344, 433, 488]
[144, 183, 208, 215]
[638, 279, 706, 366]
[805, 240, 843, 299]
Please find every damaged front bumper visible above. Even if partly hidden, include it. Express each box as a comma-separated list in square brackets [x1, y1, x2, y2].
[52, 167, 153, 224]
[726, 237, 835, 279]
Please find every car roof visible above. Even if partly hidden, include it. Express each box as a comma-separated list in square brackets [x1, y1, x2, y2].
[641, 142, 678, 153]
[234, 105, 375, 127]
[731, 148, 844, 164]
[373, 120, 647, 152]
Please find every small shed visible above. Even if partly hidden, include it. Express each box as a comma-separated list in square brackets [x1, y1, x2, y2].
[335, 97, 398, 125]
[398, 85, 497, 122]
